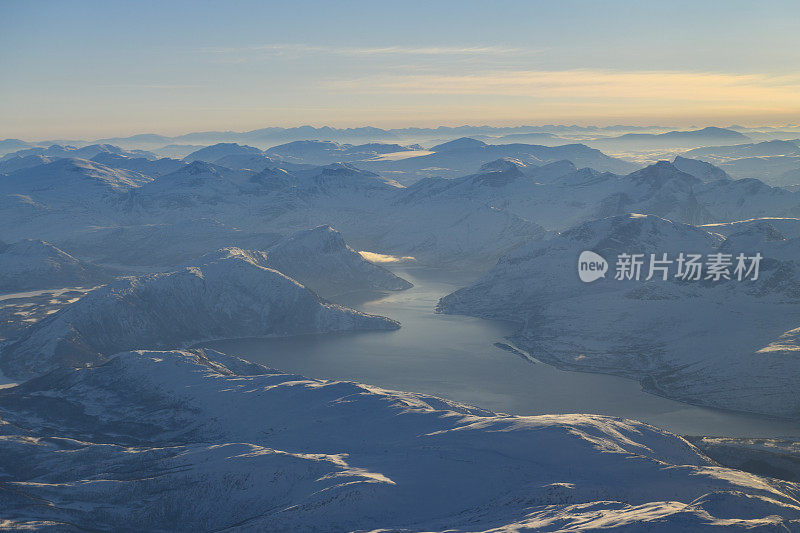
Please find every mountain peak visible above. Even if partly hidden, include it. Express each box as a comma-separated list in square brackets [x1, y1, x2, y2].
[183, 143, 262, 163]
[693, 126, 746, 137]
[626, 160, 701, 187]
[271, 224, 348, 255]
[183, 160, 220, 175]
[430, 137, 487, 152]
[479, 158, 526, 172]
[672, 156, 731, 182]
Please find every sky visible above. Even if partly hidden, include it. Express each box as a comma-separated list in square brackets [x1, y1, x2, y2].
[1, 0, 800, 140]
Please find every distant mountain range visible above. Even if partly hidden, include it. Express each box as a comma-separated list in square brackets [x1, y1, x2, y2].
[3, 125, 784, 154]
[5, 127, 800, 188]
[2, 140, 799, 270]
[680, 140, 800, 186]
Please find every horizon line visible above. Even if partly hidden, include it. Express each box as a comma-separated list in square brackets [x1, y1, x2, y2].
[7, 122, 800, 144]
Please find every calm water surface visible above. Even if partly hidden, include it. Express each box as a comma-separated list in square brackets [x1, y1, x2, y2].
[201, 267, 800, 437]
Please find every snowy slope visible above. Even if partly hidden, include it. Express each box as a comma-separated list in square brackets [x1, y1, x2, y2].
[721, 156, 800, 186]
[390, 160, 800, 233]
[0, 143, 155, 162]
[0, 239, 114, 292]
[0, 157, 152, 201]
[0, 158, 154, 242]
[3, 154, 798, 271]
[91, 151, 186, 177]
[439, 213, 800, 418]
[194, 240, 412, 300]
[363, 204, 545, 269]
[128, 160, 253, 209]
[682, 141, 800, 185]
[287, 162, 403, 196]
[598, 161, 800, 225]
[212, 152, 283, 171]
[245, 225, 412, 297]
[0, 138, 35, 155]
[0, 252, 398, 379]
[0, 156, 536, 269]
[672, 155, 732, 182]
[57, 219, 283, 268]
[685, 140, 800, 160]
[392, 159, 616, 231]
[182, 142, 263, 162]
[0, 154, 55, 174]
[0, 348, 797, 531]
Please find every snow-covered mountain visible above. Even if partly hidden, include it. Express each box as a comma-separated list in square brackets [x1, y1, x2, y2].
[243, 225, 412, 297]
[286, 162, 403, 196]
[390, 160, 602, 232]
[4, 152, 798, 271]
[358, 137, 638, 182]
[182, 142, 264, 163]
[597, 161, 800, 225]
[685, 140, 800, 160]
[589, 126, 750, 151]
[439, 213, 800, 419]
[211, 152, 284, 171]
[91, 151, 186, 177]
[672, 155, 732, 182]
[0, 154, 55, 174]
[0, 239, 114, 293]
[361, 202, 545, 269]
[0, 138, 35, 155]
[127, 160, 253, 210]
[682, 141, 800, 186]
[0, 158, 154, 242]
[722, 156, 800, 187]
[1, 157, 152, 201]
[57, 218, 283, 268]
[595, 161, 711, 223]
[0, 348, 797, 531]
[389, 158, 799, 233]
[0, 143, 155, 162]
[126, 162, 399, 220]
[0, 155, 537, 269]
[0, 252, 398, 379]
[387, 159, 796, 233]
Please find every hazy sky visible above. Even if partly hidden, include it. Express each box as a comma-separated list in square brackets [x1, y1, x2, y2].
[2, 0, 800, 139]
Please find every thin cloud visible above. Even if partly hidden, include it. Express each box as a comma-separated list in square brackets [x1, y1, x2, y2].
[328, 69, 800, 107]
[96, 84, 202, 90]
[200, 43, 532, 57]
